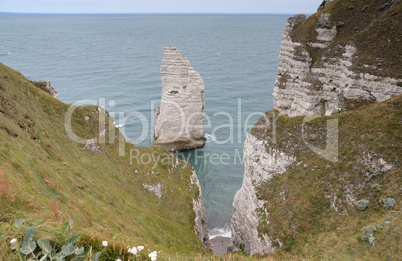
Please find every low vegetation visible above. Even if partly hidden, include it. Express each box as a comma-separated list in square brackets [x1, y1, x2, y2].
[251, 95, 401, 260]
[0, 62, 208, 260]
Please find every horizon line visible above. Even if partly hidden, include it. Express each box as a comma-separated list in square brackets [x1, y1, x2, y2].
[0, 11, 309, 16]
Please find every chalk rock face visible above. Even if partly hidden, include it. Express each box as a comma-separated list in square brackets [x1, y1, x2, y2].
[142, 183, 163, 199]
[31, 80, 58, 99]
[273, 15, 402, 117]
[153, 46, 206, 151]
[190, 169, 212, 251]
[45, 81, 58, 99]
[227, 134, 295, 255]
[230, 1, 402, 257]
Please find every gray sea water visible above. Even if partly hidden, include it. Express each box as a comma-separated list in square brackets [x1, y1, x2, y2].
[0, 13, 288, 238]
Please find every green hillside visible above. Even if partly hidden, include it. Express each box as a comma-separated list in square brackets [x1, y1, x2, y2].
[0, 62, 208, 260]
[252, 95, 401, 260]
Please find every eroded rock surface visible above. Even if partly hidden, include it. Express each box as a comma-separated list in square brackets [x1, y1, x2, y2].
[228, 134, 295, 255]
[31, 80, 58, 99]
[190, 169, 212, 251]
[273, 15, 402, 117]
[45, 80, 58, 99]
[153, 46, 205, 151]
[230, 3, 402, 256]
[142, 183, 163, 199]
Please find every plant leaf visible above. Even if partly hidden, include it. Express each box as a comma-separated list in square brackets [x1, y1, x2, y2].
[74, 246, 85, 256]
[39, 254, 49, 261]
[36, 251, 42, 256]
[55, 256, 66, 261]
[61, 221, 70, 235]
[21, 239, 37, 255]
[22, 227, 36, 246]
[37, 239, 52, 254]
[91, 252, 101, 261]
[61, 243, 75, 256]
[14, 218, 25, 229]
[33, 219, 42, 225]
[54, 251, 64, 261]
[65, 233, 80, 245]
[20, 244, 31, 255]
[28, 240, 37, 253]
[71, 256, 85, 261]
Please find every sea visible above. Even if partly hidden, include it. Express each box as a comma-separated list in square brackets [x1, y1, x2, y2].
[0, 13, 288, 239]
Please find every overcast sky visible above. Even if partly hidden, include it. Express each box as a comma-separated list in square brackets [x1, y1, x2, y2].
[0, 0, 323, 14]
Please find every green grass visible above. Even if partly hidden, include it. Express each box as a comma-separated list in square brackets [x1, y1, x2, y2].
[251, 95, 401, 260]
[0, 62, 209, 260]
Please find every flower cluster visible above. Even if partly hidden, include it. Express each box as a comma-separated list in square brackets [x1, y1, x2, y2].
[101, 239, 157, 261]
[148, 251, 157, 261]
[128, 245, 144, 255]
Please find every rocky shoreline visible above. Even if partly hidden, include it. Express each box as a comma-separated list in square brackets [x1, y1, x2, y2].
[211, 236, 230, 256]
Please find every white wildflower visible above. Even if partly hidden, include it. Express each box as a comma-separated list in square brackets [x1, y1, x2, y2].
[130, 247, 138, 255]
[116, 259, 122, 261]
[148, 251, 157, 261]
[102, 241, 108, 247]
[10, 238, 19, 250]
[137, 245, 144, 251]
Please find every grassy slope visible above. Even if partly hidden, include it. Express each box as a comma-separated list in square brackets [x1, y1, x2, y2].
[251, 95, 401, 260]
[0, 62, 209, 260]
[291, 0, 402, 79]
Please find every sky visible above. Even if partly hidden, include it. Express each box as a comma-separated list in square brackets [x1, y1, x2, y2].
[0, 0, 323, 14]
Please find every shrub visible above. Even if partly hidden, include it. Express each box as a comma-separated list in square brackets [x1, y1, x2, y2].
[376, 216, 392, 229]
[371, 184, 381, 191]
[379, 197, 396, 209]
[360, 216, 393, 245]
[354, 199, 369, 211]
[361, 225, 376, 244]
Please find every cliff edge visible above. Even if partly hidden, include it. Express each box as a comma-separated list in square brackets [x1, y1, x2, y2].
[273, 0, 401, 116]
[229, 0, 401, 259]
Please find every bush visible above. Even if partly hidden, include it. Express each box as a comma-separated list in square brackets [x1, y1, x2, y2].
[379, 197, 396, 209]
[360, 216, 393, 245]
[361, 225, 376, 244]
[371, 184, 381, 191]
[354, 199, 369, 211]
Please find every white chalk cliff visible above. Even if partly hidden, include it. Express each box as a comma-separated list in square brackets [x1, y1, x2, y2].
[190, 169, 213, 251]
[228, 134, 295, 255]
[229, 0, 401, 256]
[273, 14, 401, 117]
[153, 46, 206, 151]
